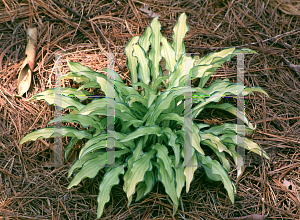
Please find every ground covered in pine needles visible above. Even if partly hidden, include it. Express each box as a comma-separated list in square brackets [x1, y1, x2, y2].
[0, 0, 300, 219]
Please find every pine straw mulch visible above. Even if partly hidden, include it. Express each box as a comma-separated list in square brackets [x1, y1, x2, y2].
[0, 0, 300, 219]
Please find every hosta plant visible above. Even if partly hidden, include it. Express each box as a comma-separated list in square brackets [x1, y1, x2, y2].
[20, 13, 269, 218]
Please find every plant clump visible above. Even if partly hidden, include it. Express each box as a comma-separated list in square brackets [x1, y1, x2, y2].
[20, 13, 269, 219]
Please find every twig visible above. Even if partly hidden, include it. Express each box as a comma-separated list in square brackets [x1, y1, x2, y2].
[85, 0, 120, 18]
[193, 29, 300, 50]
[0, 88, 16, 109]
[0, 168, 22, 181]
[256, 130, 300, 144]
[52, 0, 109, 46]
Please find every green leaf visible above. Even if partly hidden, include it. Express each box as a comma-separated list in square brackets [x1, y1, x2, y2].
[77, 81, 101, 90]
[183, 150, 198, 193]
[79, 139, 130, 159]
[194, 48, 258, 88]
[102, 68, 123, 83]
[19, 127, 92, 145]
[121, 120, 144, 133]
[190, 64, 214, 80]
[220, 133, 269, 159]
[97, 166, 125, 219]
[161, 37, 176, 72]
[156, 154, 179, 215]
[157, 113, 205, 155]
[204, 123, 254, 136]
[67, 58, 93, 72]
[146, 86, 197, 126]
[68, 151, 103, 177]
[199, 154, 236, 204]
[29, 88, 93, 101]
[126, 93, 148, 108]
[162, 127, 180, 166]
[123, 138, 144, 198]
[203, 103, 255, 129]
[48, 114, 102, 129]
[59, 72, 89, 83]
[168, 54, 194, 88]
[135, 171, 155, 202]
[120, 126, 162, 143]
[132, 45, 151, 85]
[66, 60, 108, 83]
[30, 93, 84, 111]
[171, 13, 189, 61]
[243, 87, 269, 97]
[149, 17, 162, 79]
[125, 149, 156, 203]
[198, 48, 235, 66]
[65, 137, 79, 160]
[67, 153, 107, 189]
[139, 26, 152, 53]
[78, 98, 135, 120]
[150, 75, 169, 91]
[125, 36, 139, 90]
[173, 165, 185, 199]
[200, 133, 230, 154]
[152, 144, 173, 179]
[201, 139, 231, 172]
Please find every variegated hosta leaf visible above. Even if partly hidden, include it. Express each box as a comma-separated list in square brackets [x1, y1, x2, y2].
[183, 149, 198, 193]
[161, 37, 176, 73]
[125, 36, 139, 90]
[97, 166, 125, 218]
[29, 93, 84, 111]
[200, 133, 230, 154]
[19, 127, 92, 145]
[171, 13, 189, 61]
[157, 113, 205, 155]
[67, 151, 103, 177]
[59, 72, 89, 84]
[149, 17, 162, 79]
[120, 126, 161, 143]
[139, 26, 152, 53]
[66, 59, 110, 83]
[201, 140, 231, 172]
[67, 153, 107, 189]
[193, 48, 258, 88]
[156, 158, 179, 215]
[168, 54, 188, 88]
[123, 138, 144, 199]
[173, 164, 185, 199]
[101, 68, 123, 83]
[146, 86, 197, 126]
[243, 86, 269, 97]
[135, 171, 155, 202]
[220, 132, 270, 159]
[65, 137, 79, 160]
[79, 139, 130, 159]
[198, 154, 236, 204]
[29, 87, 93, 101]
[126, 93, 148, 108]
[150, 75, 169, 91]
[202, 103, 255, 129]
[132, 45, 151, 85]
[153, 144, 173, 179]
[162, 127, 180, 166]
[48, 114, 102, 130]
[198, 48, 235, 66]
[125, 149, 156, 204]
[204, 123, 254, 136]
